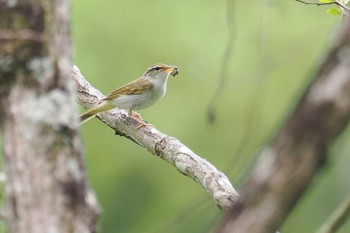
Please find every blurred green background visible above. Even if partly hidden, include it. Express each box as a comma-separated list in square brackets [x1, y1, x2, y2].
[1, 0, 350, 232]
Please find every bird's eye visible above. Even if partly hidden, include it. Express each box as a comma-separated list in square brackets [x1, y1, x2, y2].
[154, 66, 161, 71]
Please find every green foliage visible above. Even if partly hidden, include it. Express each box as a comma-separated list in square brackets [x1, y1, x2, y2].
[327, 7, 342, 15]
[319, 0, 350, 16]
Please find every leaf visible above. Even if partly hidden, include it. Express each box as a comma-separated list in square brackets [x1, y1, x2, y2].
[319, 0, 334, 3]
[326, 7, 341, 15]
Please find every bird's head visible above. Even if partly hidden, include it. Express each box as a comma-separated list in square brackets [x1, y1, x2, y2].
[143, 64, 179, 79]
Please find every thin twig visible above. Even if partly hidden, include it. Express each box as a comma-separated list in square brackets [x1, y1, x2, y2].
[207, 0, 236, 124]
[316, 195, 350, 233]
[295, 0, 350, 12]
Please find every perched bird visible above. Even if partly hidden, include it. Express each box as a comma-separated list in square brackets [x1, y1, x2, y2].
[80, 63, 179, 125]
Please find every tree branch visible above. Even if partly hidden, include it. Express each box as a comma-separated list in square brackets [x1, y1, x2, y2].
[217, 18, 350, 233]
[72, 65, 239, 210]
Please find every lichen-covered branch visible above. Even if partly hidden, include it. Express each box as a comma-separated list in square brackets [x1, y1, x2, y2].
[73, 65, 239, 209]
[217, 18, 350, 233]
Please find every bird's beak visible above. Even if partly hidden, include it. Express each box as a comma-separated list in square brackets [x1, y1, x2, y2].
[165, 66, 179, 77]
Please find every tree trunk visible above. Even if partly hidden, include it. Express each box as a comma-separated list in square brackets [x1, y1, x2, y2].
[0, 1, 99, 232]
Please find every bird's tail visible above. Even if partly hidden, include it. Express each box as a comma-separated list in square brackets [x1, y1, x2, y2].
[79, 101, 114, 125]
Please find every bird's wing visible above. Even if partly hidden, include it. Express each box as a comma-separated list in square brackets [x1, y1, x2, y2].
[102, 78, 153, 101]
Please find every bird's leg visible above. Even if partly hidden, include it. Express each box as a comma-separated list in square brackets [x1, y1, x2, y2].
[128, 107, 143, 120]
[128, 107, 151, 129]
[128, 107, 133, 116]
[131, 112, 143, 120]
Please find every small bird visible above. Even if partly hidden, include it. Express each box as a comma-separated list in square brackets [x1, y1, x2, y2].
[80, 63, 179, 125]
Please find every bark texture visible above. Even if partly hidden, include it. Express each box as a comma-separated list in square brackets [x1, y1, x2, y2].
[0, 1, 99, 232]
[217, 19, 350, 233]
